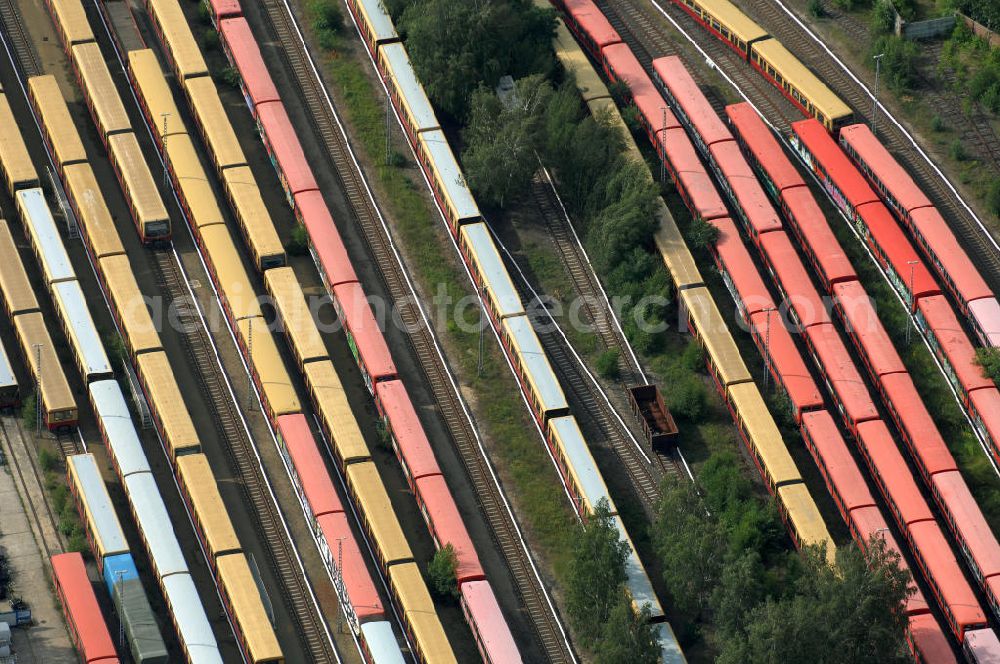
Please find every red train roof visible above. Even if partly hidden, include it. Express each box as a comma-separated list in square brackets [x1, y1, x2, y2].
[317, 512, 385, 622]
[710, 141, 782, 236]
[373, 378, 440, 482]
[907, 613, 957, 664]
[848, 505, 929, 616]
[208, 0, 242, 20]
[602, 43, 648, 91]
[749, 310, 823, 417]
[726, 102, 806, 193]
[780, 186, 857, 288]
[256, 101, 319, 196]
[833, 281, 906, 378]
[879, 373, 957, 477]
[969, 388, 1000, 451]
[294, 190, 358, 288]
[791, 119, 879, 210]
[51, 552, 120, 664]
[564, 0, 622, 50]
[332, 282, 398, 382]
[219, 19, 279, 108]
[969, 297, 1000, 346]
[839, 124, 931, 213]
[805, 323, 879, 427]
[653, 56, 731, 148]
[855, 420, 934, 527]
[657, 128, 728, 221]
[931, 470, 1000, 579]
[460, 580, 521, 663]
[634, 89, 677, 138]
[759, 231, 831, 329]
[801, 410, 875, 512]
[856, 202, 941, 301]
[909, 206, 993, 303]
[711, 216, 774, 319]
[414, 474, 485, 584]
[916, 295, 993, 394]
[276, 414, 343, 519]
[907, 520, 987, 633]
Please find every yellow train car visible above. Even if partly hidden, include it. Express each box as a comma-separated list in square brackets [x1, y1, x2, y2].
[726, 381, 800, 490]
[388, 562, 457, 664]
[303, 360, 370, 466]
[217, 554, 284, 664]
[99, 254, 163, 356]
[71, 42, 131, 140]
[184, 76, 246, 171]
[674, 0, 769, 58]
[146, 0, 209, 81]
[15, 312, 77, 427]
[0, 221, 41, 318]
[221, 166, 285, 270]
[163, 132, 225, 230]
[28, 75, 87, 171]
[0, 95, 40, 194]
[176, 454, 241, 561]
[778, 483, 837, 564]
[63, 164, 126, 261]
[135, 350, 201, 458]
[344, 461, 412, 568]
[128, 49, 186, 146]
[46, 0, 95, 49]
[199, 224, 261, 322]
[107, 133, 171, 241]
[654, 209, 704, 291]
[750, 39, 853, 132]
[235, 316, 300, 418]
[263, 267, 328, 367]
[678, 286, 752, 389]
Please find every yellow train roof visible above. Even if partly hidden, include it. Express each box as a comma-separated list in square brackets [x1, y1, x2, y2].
[184, 77, 246, 170]
[63, 164, 125, 260]
[778, 483, 837, 565]
[264, 267, 328, 364]
[389, 562, 457, 664]
[304, 360, 369, 464]
[108, 133, 169, 225]
[236, 316, 300, 416]
[217, 554, 283, 662]
[346, 462, 412, 564]
[72, 43, 131, 136]
[0, 220, 40, 316]
[727, 382, 800, 487]
[128, 50, 186, 139]
[164, 133, 225, 229]
[99, 254, 163, 355]
[29, 75, 87, 167]
[136, 351, 200, 457]
[753, 39, 852, 123]
[679, 287, 751, 386]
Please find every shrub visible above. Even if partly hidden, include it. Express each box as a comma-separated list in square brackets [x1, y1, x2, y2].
[666, 373, 708, 421]
[976, 347, 1000, 383]
[218, 66, 241, 90]
[686, 216, 720, 251]
[307, 0, 343, 52]
[949, 138, 968, 161]
[426, 544, 460, 599]
[49, 483, 68, 515]
[201, 29, 219, 52]
[931, 115, 947, 132]
[38, 448, 57, 474]
[681, 341, 705, 374]
[286, 225, 309, 257]
[21, 393, 36, 430]
[871, 0, 897, 35]
[596, 349, 621, 380]
[870, 36, 919, 94]
[808, 0, 825, 18]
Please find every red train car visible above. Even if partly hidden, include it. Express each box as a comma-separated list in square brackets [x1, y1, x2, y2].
[757, 231, 831, 331]
[847, 504, 929, 616]
[294, 190, 358, 289]
[709, 141, 782, 242]
[560, 0, 622, 60]
[856, 202, 941, 310]
[726, 102, 806, 197]
[275, 413, 342, 522]
[317, 512, 386, 633]
[748, 309, 824, 422]
[832, 280, 906, 380]
[219, 18, 281, 116]
[915, 295, 994, 403]
[778, 186, 857, 292]
[256, 101, 318, 208]
[879, 372, 957, 483]
[206, 0, 242, 26]
[651, 55, 731, 156]
[839, 124, 930, 215]
[51, 552, 120, 664]
[800, 410, 875, 521]
[791, 119, 879, 220]
[414, 474, 485, 584]
[709, 217, 773, 321]
[331, 281, 398, 393]
[372, 379, 440, 486]
[802, 323, 878, 432]
[652, 129, 728, 222]
[461, 580, 521, 664]
[908, 613, 958, 664]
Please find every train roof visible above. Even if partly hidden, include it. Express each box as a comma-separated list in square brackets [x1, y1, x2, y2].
[791, 119, 878, 209]
[222, 166, 285, 266]
[161, 573, 223, 664]
[381, 42, 440, 134]
[778, 482, 836, 562]
[68, 454, 129, 558]
[854, 419, 935, 526]
[726, 102, 805, 193]
[908, 520, 987, 630]
[564, 0, 623, 49]
[49, 0, 95, 46]
[680, 287, 752, 387]
[965, 627, 1000, 662]
[51, 553, 119, 663]
[316, 512, 385, 624]
[909, 205, 993, 301]
[611, 516, 663, 620]
[128, 49, 187, 140]
[931, 471, 1000, 578]
[265, 267, 328, 363]
[355, 0, 399, 46]
[124, 472, 189, 577]
[969, 297, 1000, 347]
[53, 280, 113, 378]
[256, 101, 318, 196]
[63, 164, 125, 260]
[833, 280, 906, 377]
[653, 203, 704, 290]
[236, 316, 300, 416]
[115, 578, 169, 662]
[72, 42, 132, 136]
[185, 77, 246, 170]
[653, 56, 731, 149]
[653, 621, 686, 664]
[346, 462, 413, 564]
[165, 133, 225, 229]
[16, 313, 75, 414]
[418, 129, 480, 222]
[969, 388, 1000, 449]
[359, 621, 405, 663]
[727, 382, 800, 487]
[753, 39, 852, 125]
[839, 123, 930, 213]
[459, 580, 521, 663]
[800, 411, 875, 513]
[748, 311, 823, 415]
[275, 413, 344, 519]
[388, 562, 455, 664]
[135, 352, 200, 457]
[880, 372, 957, 476]
[90, 380, 151, 477]
[780, 186, 857, 286]
[0, 95, 37, 189]
[0, 220, 40, 316]
[17, 188, 75, 284]
[501, 315, 568, 413]
[100, 254, 163, 354]
[217, 555, 282, 661]
[602, 43, 647, 90]
[294, 189, 358, 287]
[702, 0, 769, 44]
[332, 281, 398, 382]
[219, 18, 280, 108]
[103, 552, 139, 586]
[374, 379, 440, 481]
[803, 323, 879, 425]
[305, 359, 370, 464]
[147, 0, 209, 80]
[855, 202, 940, 299]
[711, 216, 774, 319]
[657, 128, 728, 221]
[907, 614, 955, 664]
[758, 231, 830, 329]
[176, 454, 241, 558]
[461, 222, 523, 319]
[711, 141, 782, 235]
[30, 75, 88, 167]
[200, 224, 261, 319]
[553, 20, 611, 104]
[415, 474, 484, 583]
[108, 133, 170, 226]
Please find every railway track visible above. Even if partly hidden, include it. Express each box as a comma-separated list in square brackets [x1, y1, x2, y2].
[151, 252, 337, 663]
[257, 1, 574, 661]
[0, 0, 40, 78]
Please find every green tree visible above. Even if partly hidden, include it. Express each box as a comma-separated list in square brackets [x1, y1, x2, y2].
[307, 0, 343, 51]
[21, 392, 37, 430]
[426, 544, 460, 599]
[870, 0, 897, 34]
[593, 598, 660, 664]
[462, 76, 551, 208]
[286, 225, 310, 257]
[711, 549, 766, 638]
[596, 349, 621, 379]
[869, 36, 919, 93]
[685, 216, 720, 251]
[976, 347, 1000, 383]
[566, 498, 629, 649]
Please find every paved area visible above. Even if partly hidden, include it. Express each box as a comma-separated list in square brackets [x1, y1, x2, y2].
[0, 418, 73, 663]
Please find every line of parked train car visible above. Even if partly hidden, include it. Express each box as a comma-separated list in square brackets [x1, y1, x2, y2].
[0, 88, 232, 662]
[80, 0, 498, 659]
[555, 0, 1000, 660]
